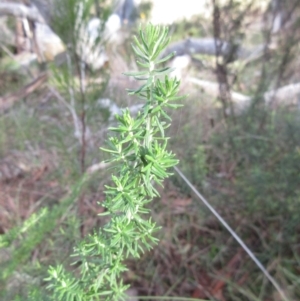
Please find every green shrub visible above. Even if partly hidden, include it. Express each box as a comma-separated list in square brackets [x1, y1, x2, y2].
[46, 23, 184, 301]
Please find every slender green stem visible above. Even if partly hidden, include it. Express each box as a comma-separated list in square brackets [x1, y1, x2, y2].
[46, 23, 184, 301]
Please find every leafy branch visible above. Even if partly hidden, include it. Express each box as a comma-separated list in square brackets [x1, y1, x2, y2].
[46, 23, 184, 301]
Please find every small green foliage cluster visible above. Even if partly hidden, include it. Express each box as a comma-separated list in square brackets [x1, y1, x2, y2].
[0, 176, 87, 300]
[46, 24, 184, 300]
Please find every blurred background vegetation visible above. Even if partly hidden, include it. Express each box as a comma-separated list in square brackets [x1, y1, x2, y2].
[0, 0, 299, 300]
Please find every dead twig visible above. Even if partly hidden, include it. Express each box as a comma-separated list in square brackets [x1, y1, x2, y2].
[0, 72, 47, 114]
[0, 3, 46, 24]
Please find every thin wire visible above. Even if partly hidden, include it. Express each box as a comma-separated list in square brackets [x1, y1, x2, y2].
[136, 296, 206, 301]
[173, 166, 289, 301]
